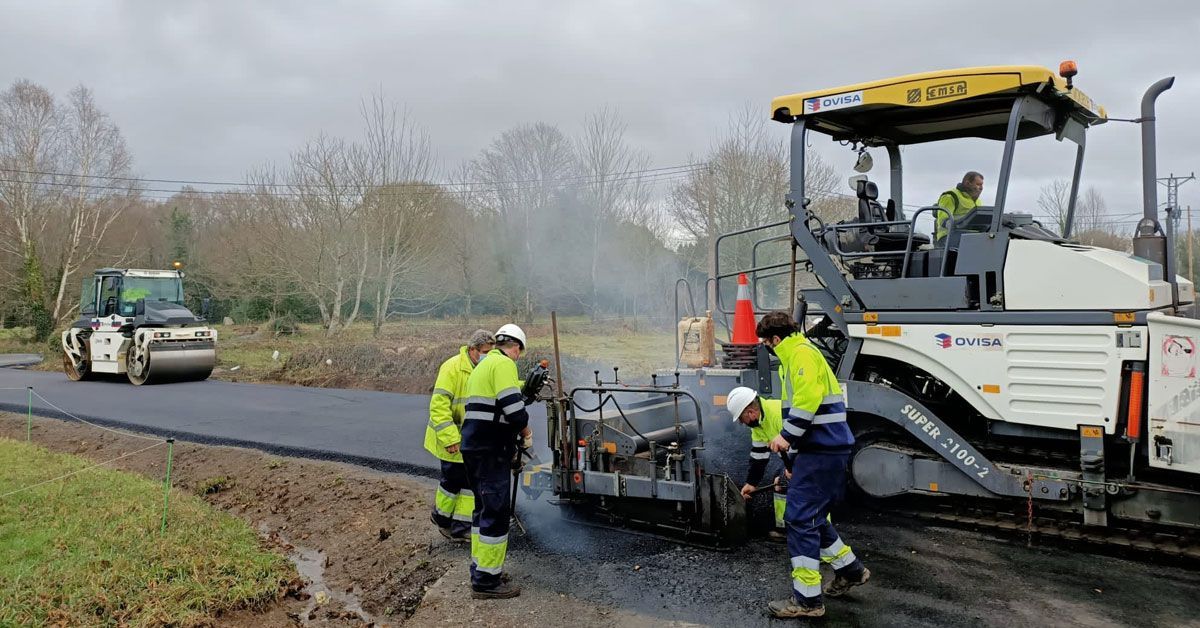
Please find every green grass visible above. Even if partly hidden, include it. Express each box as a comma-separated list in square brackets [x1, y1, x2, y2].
[535, 322, 675, 379]
[0, 438, 292, 626]
[0, 327, 51, 363]
[210, 316, 676, 384]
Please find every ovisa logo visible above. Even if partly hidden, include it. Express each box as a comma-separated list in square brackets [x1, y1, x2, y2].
[933, 333, 1003, 349]
[957, 337, 1003, 348]
[804, 91, 863, 113]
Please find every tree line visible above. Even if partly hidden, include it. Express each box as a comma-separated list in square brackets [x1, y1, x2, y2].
[1, 79, 1150, 342]
[0, 80, 834, 340]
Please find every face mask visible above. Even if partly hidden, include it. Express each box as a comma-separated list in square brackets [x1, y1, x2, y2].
[473, 351, 488, 366]
[746, 419, 761, 429]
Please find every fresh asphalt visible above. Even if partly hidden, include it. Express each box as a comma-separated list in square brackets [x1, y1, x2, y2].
[0, 368, 550, 478]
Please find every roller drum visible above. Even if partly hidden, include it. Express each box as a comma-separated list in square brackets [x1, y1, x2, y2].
[128, 341, 215, 385]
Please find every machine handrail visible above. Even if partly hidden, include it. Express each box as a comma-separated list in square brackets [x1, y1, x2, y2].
[567, 385, 707, 451]
[822, 218, 917, 260]
[899, 206, 955, 278]
[673, 278, 698, 369]
[751, 233, 797, 312]
[808, 204, 956, 279]
[713, 219, 791, 317]
[714, 262, 795, 314]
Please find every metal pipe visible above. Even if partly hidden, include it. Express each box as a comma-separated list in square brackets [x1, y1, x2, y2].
[789, 241, 797, 311]
[631, 421, 700, 454]
[887, 143, 903, 215]
[1064, 143, 1085, 238]
[789, 119, 858, 309]
[569, 386, 706, 449]
[552, 311, 570, 472]
[1142, 77, 1176, 223]
[991, 98, 1026, 232]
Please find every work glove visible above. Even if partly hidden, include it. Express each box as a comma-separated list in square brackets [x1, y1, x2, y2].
[521, 432, 534, 450]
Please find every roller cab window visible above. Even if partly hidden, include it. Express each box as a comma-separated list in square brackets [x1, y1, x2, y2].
[119, 277, 184, 316]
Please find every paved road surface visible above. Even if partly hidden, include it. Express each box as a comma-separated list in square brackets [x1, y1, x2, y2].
[6, 364, 1199, 627]
[0, 368, 546, 477]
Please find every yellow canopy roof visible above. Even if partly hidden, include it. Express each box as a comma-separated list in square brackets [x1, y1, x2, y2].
[770, 65, 1106, 144]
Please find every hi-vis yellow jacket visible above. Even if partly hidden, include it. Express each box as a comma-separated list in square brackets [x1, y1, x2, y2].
[424, 345, 475, 463]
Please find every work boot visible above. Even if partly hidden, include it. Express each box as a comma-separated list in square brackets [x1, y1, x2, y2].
[767, 598, 825, 618]
[767, 529, 786, 542]
[823, 567, 871, 598]
[471, 580, 521, 599]
[431, 514, 456, 541]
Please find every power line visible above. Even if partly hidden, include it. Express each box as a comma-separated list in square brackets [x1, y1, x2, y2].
[0, 166, 704, 201]
[0, 162, 706, 191]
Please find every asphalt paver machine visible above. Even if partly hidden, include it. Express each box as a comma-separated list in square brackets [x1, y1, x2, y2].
[769, 63, 1200, 534]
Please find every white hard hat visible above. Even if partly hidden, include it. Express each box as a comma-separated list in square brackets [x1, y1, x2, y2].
[495, 323, 527, 350]
[726, 386, 758, 422]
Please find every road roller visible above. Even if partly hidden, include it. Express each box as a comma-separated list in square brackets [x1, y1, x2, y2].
[62, 267, 217, 385]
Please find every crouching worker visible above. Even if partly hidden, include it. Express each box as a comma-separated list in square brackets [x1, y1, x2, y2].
[757, 311, 870, 619]
[425, 329, 495, 541]
[460, 324, 532, 599]
[726, 386, 788, 538]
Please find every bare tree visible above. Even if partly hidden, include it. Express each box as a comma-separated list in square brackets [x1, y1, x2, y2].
[0, 80, 62, 330]
[1037, 178, 1072, 234]
[50, 85, 137, 322]
[576, 108, 651, 320]
[268, 134, 362, 335]
[667, 107, 795, 310]
[468, 122, 577, 323]
[444, 168, 500, 320]
[1038, 178, 1115, 238]
[354, 93, 445, 335]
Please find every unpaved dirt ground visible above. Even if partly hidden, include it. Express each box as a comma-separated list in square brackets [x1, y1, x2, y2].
[6, 412, 1200, 628]
[0, 413, 667, 627]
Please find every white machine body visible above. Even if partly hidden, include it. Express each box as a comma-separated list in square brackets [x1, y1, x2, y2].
[1004, 239, 1194, 310]
[848, 239, 1200, 476]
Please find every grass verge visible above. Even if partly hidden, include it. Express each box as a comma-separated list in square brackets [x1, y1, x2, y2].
[0, 438, 292, 626]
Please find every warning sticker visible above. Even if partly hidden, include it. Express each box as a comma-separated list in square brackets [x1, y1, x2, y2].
[1161, 335, 1197, 378]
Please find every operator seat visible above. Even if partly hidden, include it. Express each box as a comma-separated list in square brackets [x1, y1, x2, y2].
[856, 180, 927, 252]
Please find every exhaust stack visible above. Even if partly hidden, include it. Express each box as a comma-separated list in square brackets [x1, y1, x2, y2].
[1132, 77, 1175, 281]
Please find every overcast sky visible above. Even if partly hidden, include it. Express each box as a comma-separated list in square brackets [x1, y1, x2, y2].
[3, 1, 1200, 231]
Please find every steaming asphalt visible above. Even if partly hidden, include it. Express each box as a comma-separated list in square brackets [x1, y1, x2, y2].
[5, 366, 1198, 626]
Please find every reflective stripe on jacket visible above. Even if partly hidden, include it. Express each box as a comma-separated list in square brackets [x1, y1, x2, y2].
[775, 333, 853, 454]
[460, 349, 529, 453]
[746, 398, 784, 486]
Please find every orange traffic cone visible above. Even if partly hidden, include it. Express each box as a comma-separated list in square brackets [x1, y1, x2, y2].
[731, 273, 757, 344]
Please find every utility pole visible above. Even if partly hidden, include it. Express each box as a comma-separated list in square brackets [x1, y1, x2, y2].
[1158, 172, 1195, 280]
[1189, 205, 1195, 283]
